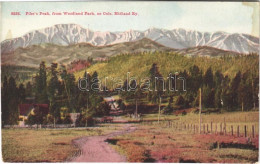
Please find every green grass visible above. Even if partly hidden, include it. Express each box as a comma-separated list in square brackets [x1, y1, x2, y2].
[141, 111, 259, 123]
[2, 124, 125, 162]
[141, 111, 259, 134]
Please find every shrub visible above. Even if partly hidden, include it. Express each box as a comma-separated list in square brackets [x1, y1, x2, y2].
[63, 114, 72, 124]
[175, 95, 185, 106]
[117, 140, 149, 162]
[75, 114, 86, 127]
[182, 111, 187, 115]
[86, 116, 95, 127]
[162, 105, 173, 114]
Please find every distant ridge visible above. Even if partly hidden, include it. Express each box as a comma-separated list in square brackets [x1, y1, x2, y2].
[1, 38, 173, 67]
[175, 46, 241, 57]
[1, 24, 259, 54]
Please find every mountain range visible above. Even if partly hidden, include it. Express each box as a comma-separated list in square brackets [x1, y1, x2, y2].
[1, 38, 241, 67]
[1, 24, 259, 55]
[1, 38, 174, 67]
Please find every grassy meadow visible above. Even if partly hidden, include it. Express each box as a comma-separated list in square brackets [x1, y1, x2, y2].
[110, 111, 259, 162]
[1, 111, 259, 162]
[2, 124, 124, 162]
[111, 123, 258, 163]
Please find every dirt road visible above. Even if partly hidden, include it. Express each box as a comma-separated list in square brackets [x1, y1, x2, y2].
[69, 124, 136, 162]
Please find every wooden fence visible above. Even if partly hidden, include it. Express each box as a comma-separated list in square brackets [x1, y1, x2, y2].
[142, 120, 258, 138]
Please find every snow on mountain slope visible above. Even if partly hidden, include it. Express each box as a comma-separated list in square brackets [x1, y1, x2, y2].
[1, 24, 259, 54]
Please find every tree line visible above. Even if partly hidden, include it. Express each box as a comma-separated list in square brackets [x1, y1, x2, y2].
[118, 63, 259, 114]
[1, 61, 110, 126]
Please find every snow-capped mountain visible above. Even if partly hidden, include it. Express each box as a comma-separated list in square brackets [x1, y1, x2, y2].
[1, 24, 259, 54]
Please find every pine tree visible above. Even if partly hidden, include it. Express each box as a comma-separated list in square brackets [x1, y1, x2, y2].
[230, 71, 241, 109]
[7, 76, 19, 124]
[48, 63, 60, 119]
[77, 71, 91, 112]
[91, 71, 100, 92]
[238, 72, 253, 111]
[2, 76, 9, 126]
[60, 65, 77, 112]
[149, 63, 163, 103]
[18, 83, 26, 103]
[214, 70, 224, 109]
[204, 67, 214, 88]
[214, 87, 222, 108]
[35, 61, 48, 103]
[25, 82, 33, 97]
[188, 65, 202, 94]
[66, 74, 77, 112]
[202, 85, 215, 108]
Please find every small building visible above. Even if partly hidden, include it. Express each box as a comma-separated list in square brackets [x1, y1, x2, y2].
[18, 104, 49, 126]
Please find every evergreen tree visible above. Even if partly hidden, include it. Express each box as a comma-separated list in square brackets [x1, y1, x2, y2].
[35, 61, 48, 103]
[78, 71, 91, 111]
[48, 63, 60, 119]
[50, 101, 60, 123]
[175, 95, 185, 106]
[252, 76, 259, 110]
[238, 72, 253, 111]
[2, 76, 9, 126]
[214, 71, 224, 109]
[214, 70, 224, 87]
[60, 65, 78, 112]
[188, 65, 202, 94]
[149, 63, 164, 103]
[66, 74, 77, 112]
[202, 85, 215, 108]
[230, 71, 241, 109]
[91, 71, 100, 92]
[18, 83, 26, 103]
[25, 82, 33, 97]
[204, 67, 214, 88]
[7, 76, 19, 124]
[214, 87, 222, 108]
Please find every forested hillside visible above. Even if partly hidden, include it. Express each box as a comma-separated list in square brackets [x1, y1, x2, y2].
[75, 52, 259, 87]
[74, 52, 259, 112]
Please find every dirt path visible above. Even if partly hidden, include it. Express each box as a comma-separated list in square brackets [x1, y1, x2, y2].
[69, 124, 136, 162]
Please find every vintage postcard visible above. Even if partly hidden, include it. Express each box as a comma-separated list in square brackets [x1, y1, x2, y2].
[1, 1, 259, 163]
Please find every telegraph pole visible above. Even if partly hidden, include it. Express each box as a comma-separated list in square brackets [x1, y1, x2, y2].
[158, 96, 161, 123]
[199, 88, 202, 134]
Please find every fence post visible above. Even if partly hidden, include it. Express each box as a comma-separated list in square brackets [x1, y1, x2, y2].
[207, 124, 208, 133]
[220, 123, 222, 134]
[244, 125, 247, 137]
[211, 122, 213, 133]
[215, 124, 217, 134]
[252, 125, 255, 138]
[231, 125, 233, 136]
[223, 117, 227, 135]
[237, 126, 240, 137]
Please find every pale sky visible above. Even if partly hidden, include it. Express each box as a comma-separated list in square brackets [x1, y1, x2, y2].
[1, 2, 259, 41]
